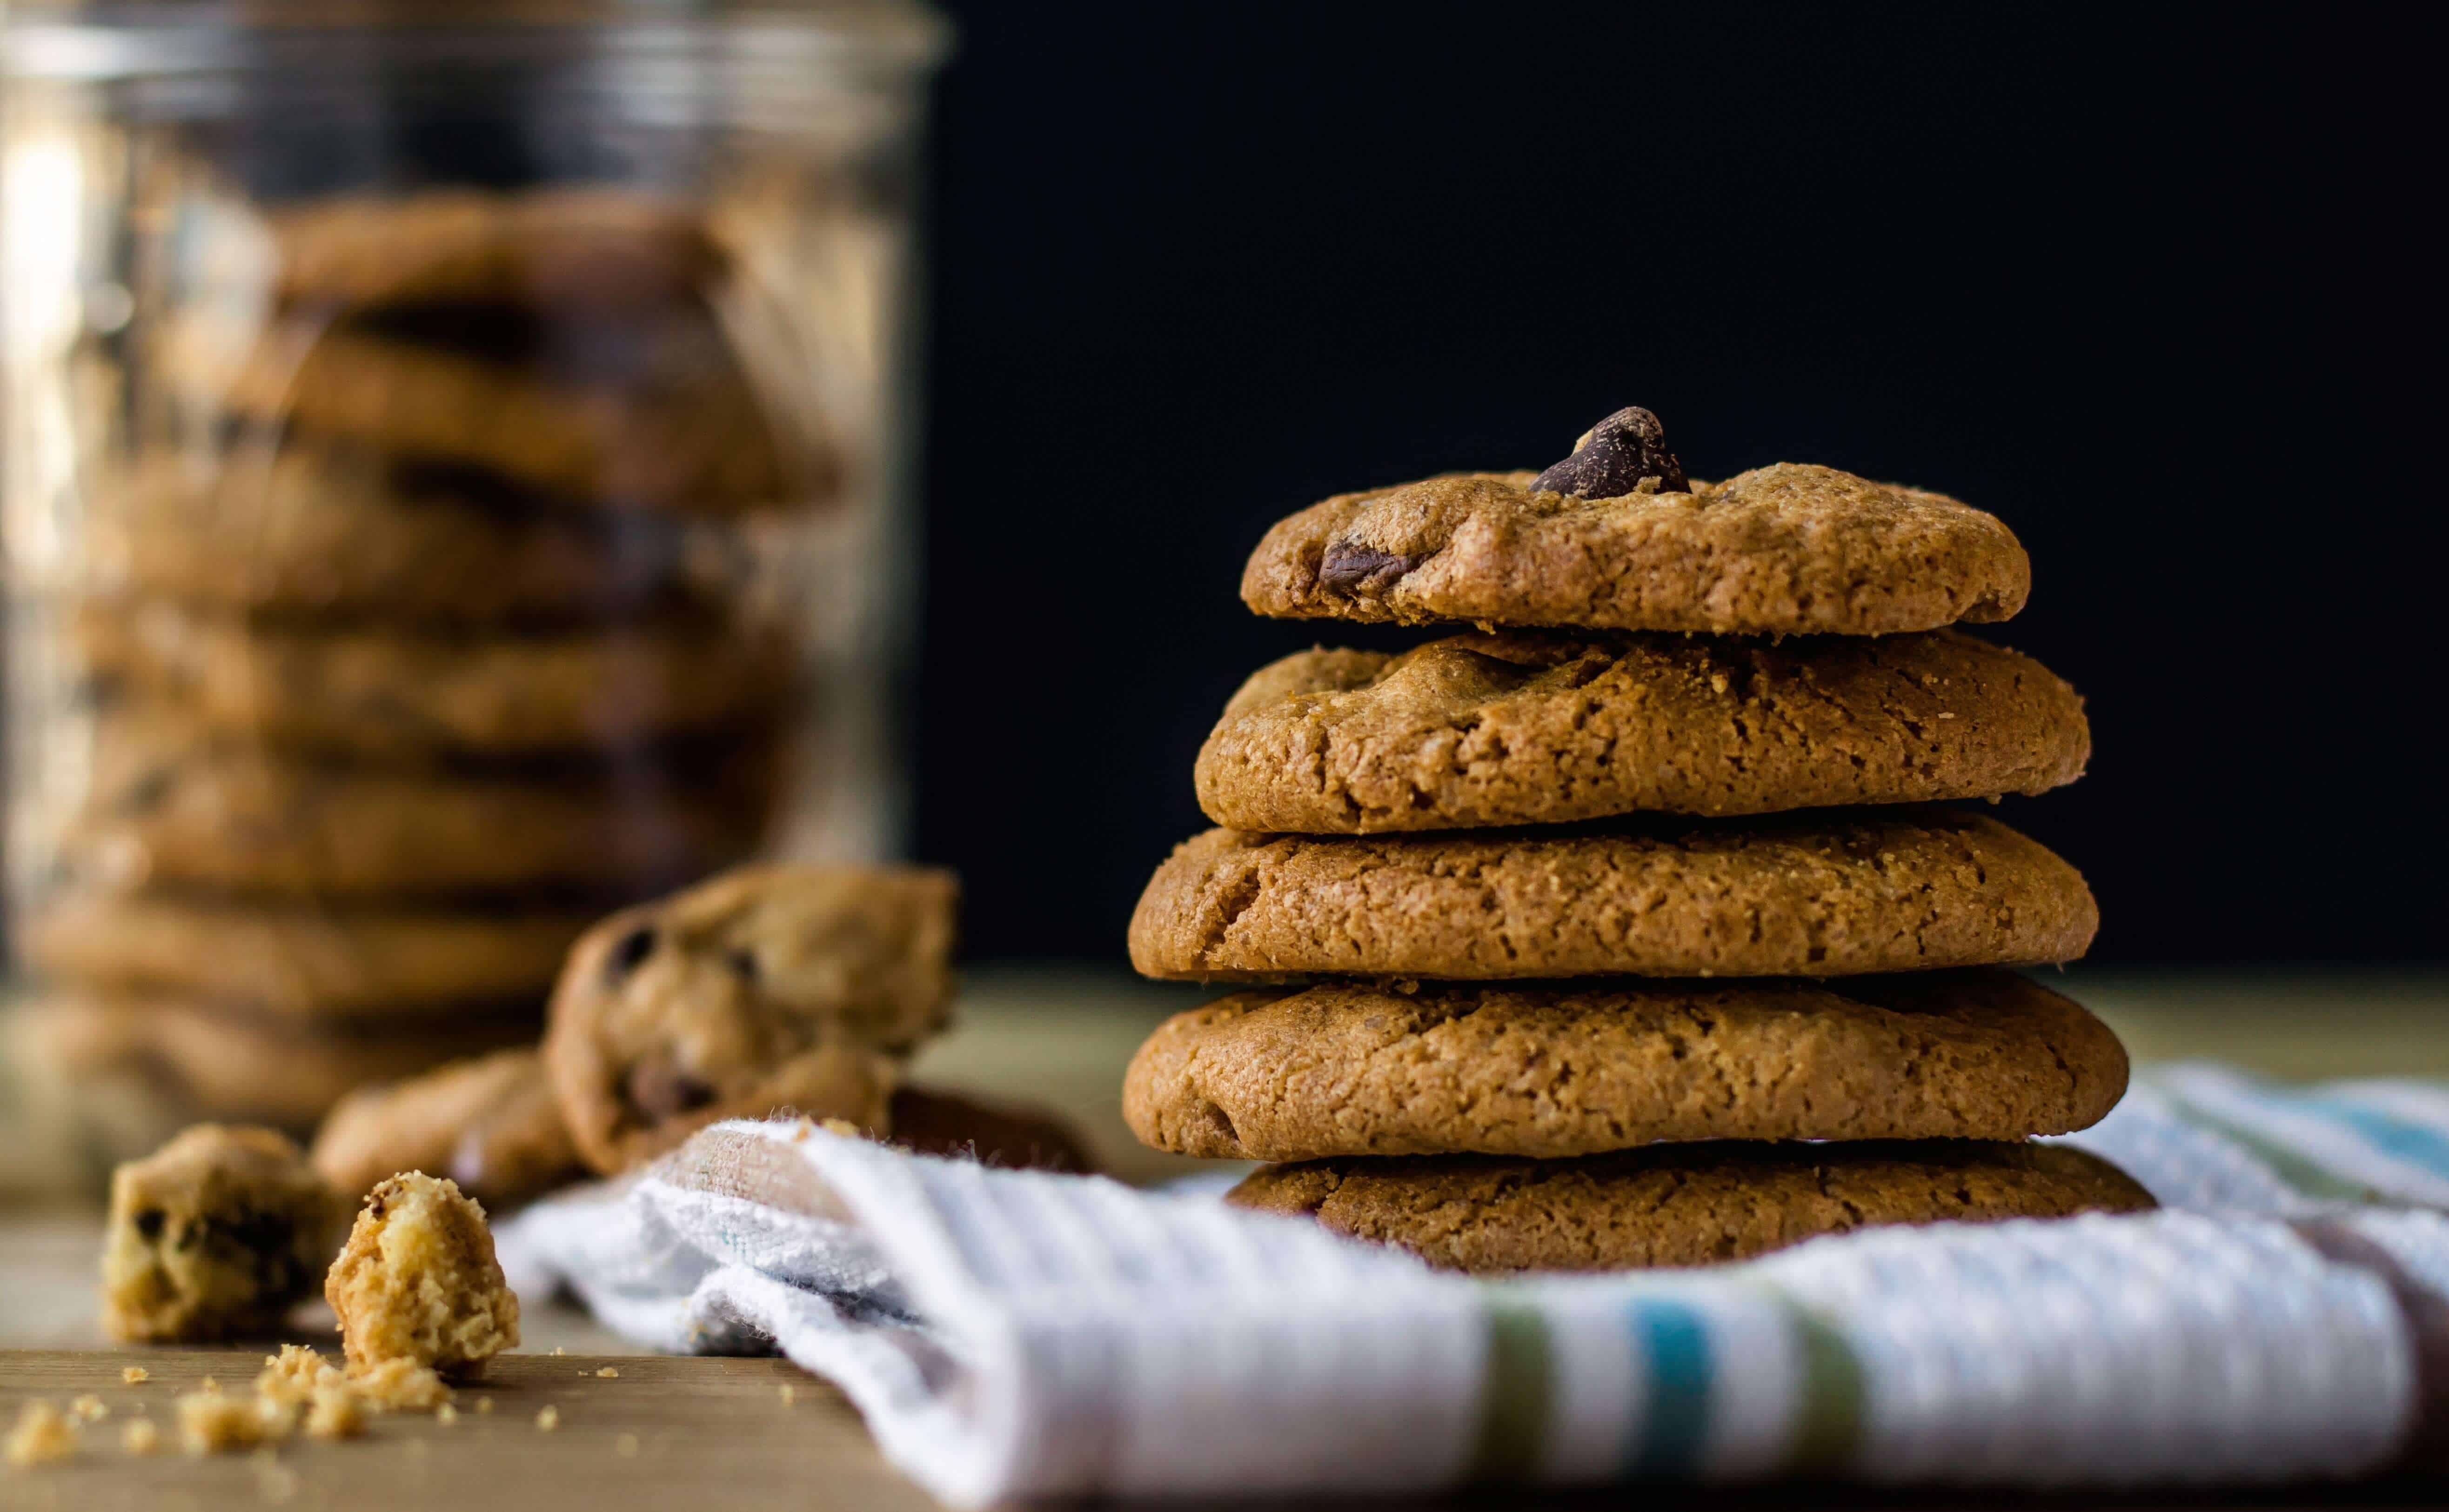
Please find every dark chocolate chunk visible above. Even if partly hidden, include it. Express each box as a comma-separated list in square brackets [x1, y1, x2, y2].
[625, 1056, 717, 1122]
[605, 925, 658, 986]
[1319, 542, 1425, 595]
[724, 947, 760, 983]
[1529, 406, 1687, 498]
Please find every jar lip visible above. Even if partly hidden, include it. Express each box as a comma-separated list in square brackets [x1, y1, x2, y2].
[4, 4, 952, 85]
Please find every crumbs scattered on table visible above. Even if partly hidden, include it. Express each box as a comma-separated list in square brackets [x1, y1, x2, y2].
[596, 1366, 619, 1379]
[778, 1383, 796, 1405]
[70, 1394, 108, 1422]
[121, 1418, 162, 1454]
[535, 1405, 560, 1432]
[121, 1366, 151, 1385]
[5, 1400, 78, 1467]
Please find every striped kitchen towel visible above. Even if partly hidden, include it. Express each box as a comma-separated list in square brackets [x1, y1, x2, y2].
[497, 1064, 2449, 1506]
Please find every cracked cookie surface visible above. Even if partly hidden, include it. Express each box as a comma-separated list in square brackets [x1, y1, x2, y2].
[1242, 463, 2029, 636]
[1195, 627, 2088, 833]
[1228, 1139, 2154, 1273]
[1130, 809, 2097, 982]
[1122, 971, 2127, 1161]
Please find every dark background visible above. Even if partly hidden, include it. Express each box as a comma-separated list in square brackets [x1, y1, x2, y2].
[910, 3, 2445, 964]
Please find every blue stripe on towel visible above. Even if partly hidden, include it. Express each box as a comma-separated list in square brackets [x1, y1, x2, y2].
[1624, 1297, 1713, 1476]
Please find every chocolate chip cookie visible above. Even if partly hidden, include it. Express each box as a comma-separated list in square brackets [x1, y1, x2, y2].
[1131, 809, 2097, 982]
[327, 1172, 520, 1379]
[100, 1124, 348, 1341]
[270, 187, 724, 312]
[544, 865, 960, 1174]
[67, 723, 765, 900]
[312, 1050, 584, 1208]
[1122, 971, 2128, 1161]
[162, 306, 801, 513]
[1229, 1140, 2155, 1274]
[20, 993, 536, 1133]
[77, 599, 789, 757]
[91, 444, 706, 622]
[23, 893, 593, 1021]
[1243, 432, 2030, 636]
[1195, 627, 2088, 833]
[885, 1087, 1097, 1175]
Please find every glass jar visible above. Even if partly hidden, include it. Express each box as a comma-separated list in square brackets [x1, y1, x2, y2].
[0, 0, 948, 1176]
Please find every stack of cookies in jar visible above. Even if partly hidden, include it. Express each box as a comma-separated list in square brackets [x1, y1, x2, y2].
[15, 189, 820, 1151]
[1124, 407, 2153, 1272]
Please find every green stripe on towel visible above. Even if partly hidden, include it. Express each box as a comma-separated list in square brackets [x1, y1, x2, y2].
[1764, 1288, 1865, 1473]
[1468, 1298, 1552, 1479]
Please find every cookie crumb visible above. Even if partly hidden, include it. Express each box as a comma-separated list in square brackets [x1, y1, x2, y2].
[5, 1401, 78, 1466]
[177, 1391, 292, 1454]
[69, 1395, 108, 1423]
[615, 1432, 640, 1458]
[535, 1405, 560, 1432]
[595, 1366, 619, 1379]
[303, 1388, 364, 1442]
[345, 1358, 452, 1413]
[121, 1418, 162, 1455]
[473, 1397, 494, 1415]
[255, 1344, 344, 1405]
[550, 1346, 565, 1356]
[121, 1366, 150, 1384]
[200, 1376, 221, 1394]
[435, 1403, 460, 1426]
[820, 1118, 861, 1138]
[778, 1383, 795, 1405]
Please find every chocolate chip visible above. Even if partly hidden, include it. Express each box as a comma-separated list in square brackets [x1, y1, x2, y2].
[1319, 542, 1424, 595]
[1529, 406, 1686, 498]
[604, 925, 658, 986]
[625, 1057, 717, 1121]
[724, 947, 760, 983]
[133, 1208, 165, 1241]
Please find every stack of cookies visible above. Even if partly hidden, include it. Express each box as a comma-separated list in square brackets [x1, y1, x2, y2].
[1122, 407, 2152, 1273]
[14, 188, 823, 1146]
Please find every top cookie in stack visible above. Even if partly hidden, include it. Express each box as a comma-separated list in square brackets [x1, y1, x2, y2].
[18, 189, 823, 1144]
[1122, 407, 2144, 1274]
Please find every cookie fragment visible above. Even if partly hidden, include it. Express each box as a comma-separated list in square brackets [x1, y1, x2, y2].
[1230, 1140, 2156, 1274]
[99, 1125, 347, 1342]
[544, 865, 957, 1174]
[1124, 971, 2128, 1161]
[326, 1173, 520, 1379]
[312, 1049, 585, 1207]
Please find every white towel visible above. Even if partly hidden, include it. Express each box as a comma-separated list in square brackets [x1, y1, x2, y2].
[497, 1062, 2449, 1505]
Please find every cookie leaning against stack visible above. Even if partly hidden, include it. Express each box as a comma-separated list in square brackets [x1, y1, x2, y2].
[1122, 406, 2150, 1273]
[20, 188, 821, 1143]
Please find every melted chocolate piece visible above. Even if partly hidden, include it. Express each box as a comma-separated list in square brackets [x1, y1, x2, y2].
[604, 925, 658, 986]
[1530, 406, 1687, 498]
[1318, 542, 1425, 595]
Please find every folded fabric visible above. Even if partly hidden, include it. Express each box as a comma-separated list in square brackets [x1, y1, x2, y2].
[496, 1063, 2449, 1506]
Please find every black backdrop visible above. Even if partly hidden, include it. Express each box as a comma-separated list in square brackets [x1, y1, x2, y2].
[910, 3, 2445, 963]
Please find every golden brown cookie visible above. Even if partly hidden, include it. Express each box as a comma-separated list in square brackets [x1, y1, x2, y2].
[63, 726, 766, 901]
[1130, 809, 2097, 982]
[22, 893, 592, 1022]
[1195, 628, 2088, 833]
[161, 306, 797, 513]
[544, 865, 959, 1174]
[312, 1050, 583, 1210]
[1229, 1140, 2155, 1274]
[270, 187, 724, 312]
[99, 1124, 348, 1341]
[1123, 971, 2127, 1161]
[1243, 463, 2028, 637]
[76, 598, 788, 757]
[19, 994, 535, 1134]
[89, 444, 708, 622]
[885, 1087, 1097, 1175]
[327, 1172, 519, 1379]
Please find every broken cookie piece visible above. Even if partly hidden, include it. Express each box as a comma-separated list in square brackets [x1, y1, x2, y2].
[100, 1125, 347, 1342]
[544, 864, 955, 1174]
[313, 1048, 585, 1209]
[326, 1172, 519, 1379]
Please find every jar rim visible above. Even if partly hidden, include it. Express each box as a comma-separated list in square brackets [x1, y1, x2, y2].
[4, 3, 951, 86]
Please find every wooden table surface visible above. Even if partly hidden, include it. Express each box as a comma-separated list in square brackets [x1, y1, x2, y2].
[6, 966, 2449, 1509]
